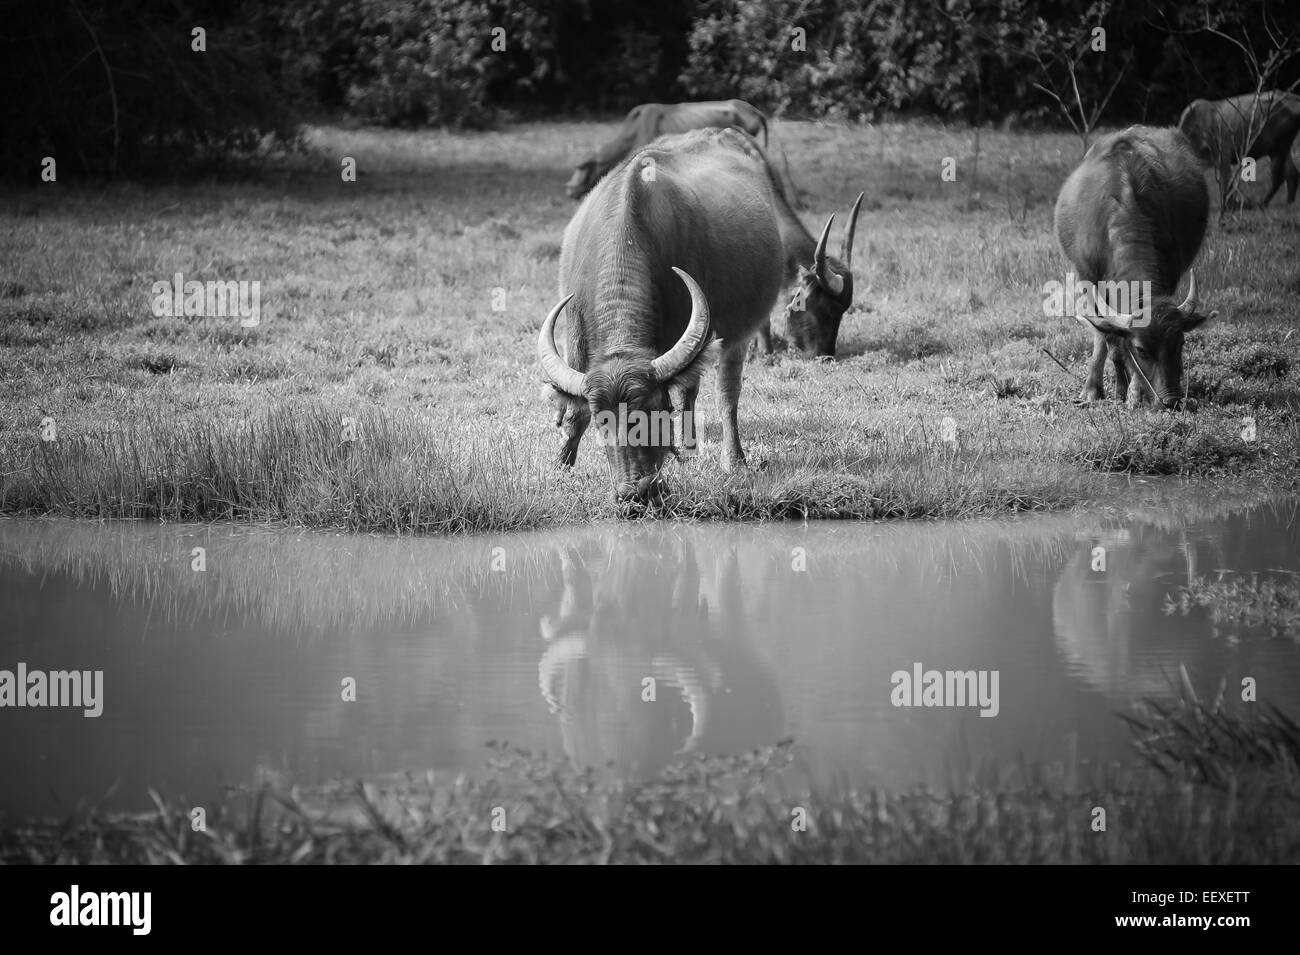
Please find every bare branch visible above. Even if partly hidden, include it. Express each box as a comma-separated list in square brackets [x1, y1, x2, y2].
[69, 0, 119, 176]
[1088, 52, 1132, 129]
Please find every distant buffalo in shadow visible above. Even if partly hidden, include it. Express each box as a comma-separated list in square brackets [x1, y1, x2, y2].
[1178, 90, 1300, 208]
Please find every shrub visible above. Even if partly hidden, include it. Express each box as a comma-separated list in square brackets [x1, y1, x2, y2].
[332, 0, 552, 128]
[679, 0, 1300, 126]
[680, 0, 1059, 121]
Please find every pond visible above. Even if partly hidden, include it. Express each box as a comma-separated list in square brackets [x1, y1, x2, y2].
[2, 489, 1298, 819]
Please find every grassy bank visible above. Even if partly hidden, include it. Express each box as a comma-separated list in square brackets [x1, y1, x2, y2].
[2, 121, 1299, 532]
[3, 691, 1297, 864]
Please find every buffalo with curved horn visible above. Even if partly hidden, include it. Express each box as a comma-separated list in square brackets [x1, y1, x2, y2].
[1054, 126, 1218, 408]
[723, 131, 865, 357]
[540, 128, 785, 502]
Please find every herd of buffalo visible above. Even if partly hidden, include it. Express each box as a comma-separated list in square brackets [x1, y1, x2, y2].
[536, 92, 1300, 501]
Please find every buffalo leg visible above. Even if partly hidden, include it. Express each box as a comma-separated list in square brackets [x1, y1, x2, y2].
[716, 348, 747, 470]
[668, 381, 699, 458]
[540, 546, 591, 642]
[1110, 342, 1131, 403]
[1286, 153, 1299, 204]
[557, 404, 589, 468]
[754, 319, 773, 356]
[1082, 328, 1107, 401]
[1116, 346, 1154, 407]
[1262, 152, 1288, 207]
[1125, 371, 1148, 408]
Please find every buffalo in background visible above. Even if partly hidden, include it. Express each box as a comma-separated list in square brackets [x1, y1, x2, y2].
[1178, 90, 1300, 208]
[564, 99, 800, 204]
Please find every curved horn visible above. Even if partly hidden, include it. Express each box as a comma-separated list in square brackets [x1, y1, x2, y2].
[677, 670, 709, 754]
[650, 267, 712, 381]
[840, 192, 864, 270]
[813, 213, 844, 295]
[538, 293, 586, 397]
[653, 657, 710, 755]
[1089, 284, 1134, 328]
[1176, 269, 1199, 313]
[538, 636, 588, 714]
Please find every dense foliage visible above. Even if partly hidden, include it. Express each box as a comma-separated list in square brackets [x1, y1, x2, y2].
[680, 0, 1300, 125]
[5, 0, 1300, 175]
[1, 0, 297, 177]
[262, 0, 556, 127]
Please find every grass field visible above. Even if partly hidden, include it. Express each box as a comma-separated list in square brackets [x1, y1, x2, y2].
[2, 119, 1298, 532]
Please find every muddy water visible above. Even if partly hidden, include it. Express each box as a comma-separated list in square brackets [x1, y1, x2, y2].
[1, 492, 1298, 818]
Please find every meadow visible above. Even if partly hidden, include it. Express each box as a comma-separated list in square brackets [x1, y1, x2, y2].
[1, 119, 1298, 532]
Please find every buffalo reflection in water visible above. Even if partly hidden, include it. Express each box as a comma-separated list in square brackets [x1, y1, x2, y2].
[536, 531, 785, 775]
[1051, 509, 1300, 700]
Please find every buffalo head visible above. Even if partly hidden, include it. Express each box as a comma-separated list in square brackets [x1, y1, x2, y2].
[539, 268, 718, 502]
[784, 192, 864, 358]
[1175, 101, 1213, 160]
[566, 159, 599, 200]
[1077, 270, 1218, 409]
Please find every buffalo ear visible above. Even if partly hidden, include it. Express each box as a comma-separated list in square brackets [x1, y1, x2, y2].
[545, 385, 586, 427]
[1180, 309, 1218, 333]
[666, 337, 722, 391]
[832, 264, 853, 302]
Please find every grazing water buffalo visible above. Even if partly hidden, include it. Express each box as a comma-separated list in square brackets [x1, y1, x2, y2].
[1177, 91, 1300, 208]
[539, 127, 785, 501]
[565, 99, 797, 203]
[1054, 126, 1218, 408]
[725, 132, 864, 357]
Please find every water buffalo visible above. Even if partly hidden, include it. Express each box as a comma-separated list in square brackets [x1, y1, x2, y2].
[565, 99, 797, 203]
[1177, 90, 1300, 208]
[1054, 126, 1218, 408]
[724, 131, 864, 357]
[539, 128, 785, 501]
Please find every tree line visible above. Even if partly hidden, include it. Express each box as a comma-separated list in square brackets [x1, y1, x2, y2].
[4, 0, 1297, 176]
